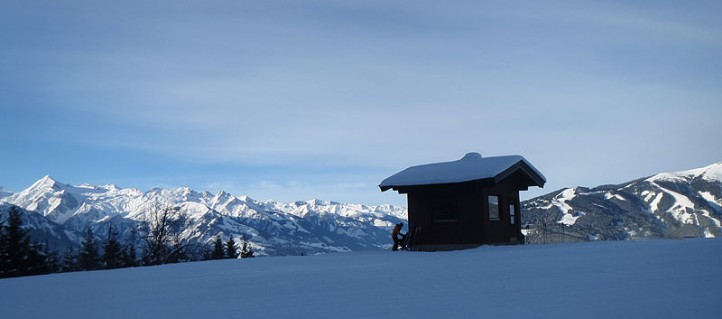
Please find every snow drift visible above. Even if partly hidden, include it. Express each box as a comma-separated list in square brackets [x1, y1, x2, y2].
[1, 239, 719, 319]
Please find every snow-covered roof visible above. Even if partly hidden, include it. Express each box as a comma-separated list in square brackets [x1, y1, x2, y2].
[379, 153, 546, 192]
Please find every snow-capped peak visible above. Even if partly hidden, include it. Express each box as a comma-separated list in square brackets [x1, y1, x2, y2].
[13, 175, 69, 204]
[214, 190, 231, 199]
[100, 184, 121, 191]
[29, 175, 60, 191]
[307, 199, 332, 206]
[238, 195, 254, 202]
[698, 161, 722, 182]
[646, 161, 722, 183]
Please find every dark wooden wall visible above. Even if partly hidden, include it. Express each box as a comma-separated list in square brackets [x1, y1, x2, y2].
[406, 178, 522, 249]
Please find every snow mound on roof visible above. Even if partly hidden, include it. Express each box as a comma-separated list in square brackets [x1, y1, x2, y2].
[462, 152, 482, 160]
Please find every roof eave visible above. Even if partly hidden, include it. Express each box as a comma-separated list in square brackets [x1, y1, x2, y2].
[494, 161, 546, 188]
[379, 177, 495, 194]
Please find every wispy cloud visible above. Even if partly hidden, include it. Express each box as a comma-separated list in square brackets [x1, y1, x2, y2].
[2, 1, 721, 204]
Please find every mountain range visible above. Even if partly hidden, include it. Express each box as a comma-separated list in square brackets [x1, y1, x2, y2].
[1, 161, 720, 255]
[522, 161, 722, 243]
[0, 176, 406, 256]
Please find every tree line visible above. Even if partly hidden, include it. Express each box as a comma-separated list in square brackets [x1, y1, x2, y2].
[207, 234, 255, 260]
[1, 206, 254, 279]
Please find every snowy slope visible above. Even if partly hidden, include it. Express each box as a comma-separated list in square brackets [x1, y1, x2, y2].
[0, 203, 75, 249]
[648, 161, 722, 184]
[3, 176, 147, 224]
[523, 161, 722, 242]
[1, 239, 720, 319]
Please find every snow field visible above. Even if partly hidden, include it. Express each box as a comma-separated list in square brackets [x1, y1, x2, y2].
[1, 239, 720, 319]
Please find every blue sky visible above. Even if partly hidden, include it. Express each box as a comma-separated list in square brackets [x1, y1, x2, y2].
[2, 1, 721, 206]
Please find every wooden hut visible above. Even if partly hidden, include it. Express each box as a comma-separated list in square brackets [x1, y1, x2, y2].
[379, 152, 546, 250]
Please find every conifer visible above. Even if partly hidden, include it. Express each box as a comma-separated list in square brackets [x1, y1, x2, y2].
[240, 235, 254, 259]
[102, 226, 124, 269]
[212, 235, 225, 260]
[0, 207, 52, 277]
[226, 236, 238, 259]
[79, 227, 100, 270]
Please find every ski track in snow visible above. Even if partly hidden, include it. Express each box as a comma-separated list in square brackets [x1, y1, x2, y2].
[649, 192, 664, 212]
[1, 239, 720, 319]
[553, 188, 581, 225]
[647, 181, 698, 224]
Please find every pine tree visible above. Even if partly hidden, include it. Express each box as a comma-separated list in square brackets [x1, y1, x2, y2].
[0, 212, 11, 276]
[123, 243, 138, 267]
[78, 227, 100, 270]
[166, 239, 189, 264]
[62, 247, 78, 272]
[102, 226, 123, 269]
[1, 207, 32, 277]
[240, 235, 254, 259]
[203, 248, 212, 261]
[226, 236, 238, 259]
[123, 226, 138, 267]
[0, 206, 53, 277]
[40, 241, 60, 274]
[212, 235, 225, 260]
[26, 242, 52, 275]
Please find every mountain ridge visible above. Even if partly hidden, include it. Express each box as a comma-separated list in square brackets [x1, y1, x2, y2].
[0, 177, 407, 256]
[522, 161, 722, 243]
[2, 161, 721, 253]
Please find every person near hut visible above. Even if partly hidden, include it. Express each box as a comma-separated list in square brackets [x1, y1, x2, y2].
[391, 223, 406, 251]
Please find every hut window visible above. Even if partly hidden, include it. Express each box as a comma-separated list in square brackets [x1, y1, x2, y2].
[488, 195, 500, 221]
[432, 196, 458, 222]
[509, 204, 516, 224]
